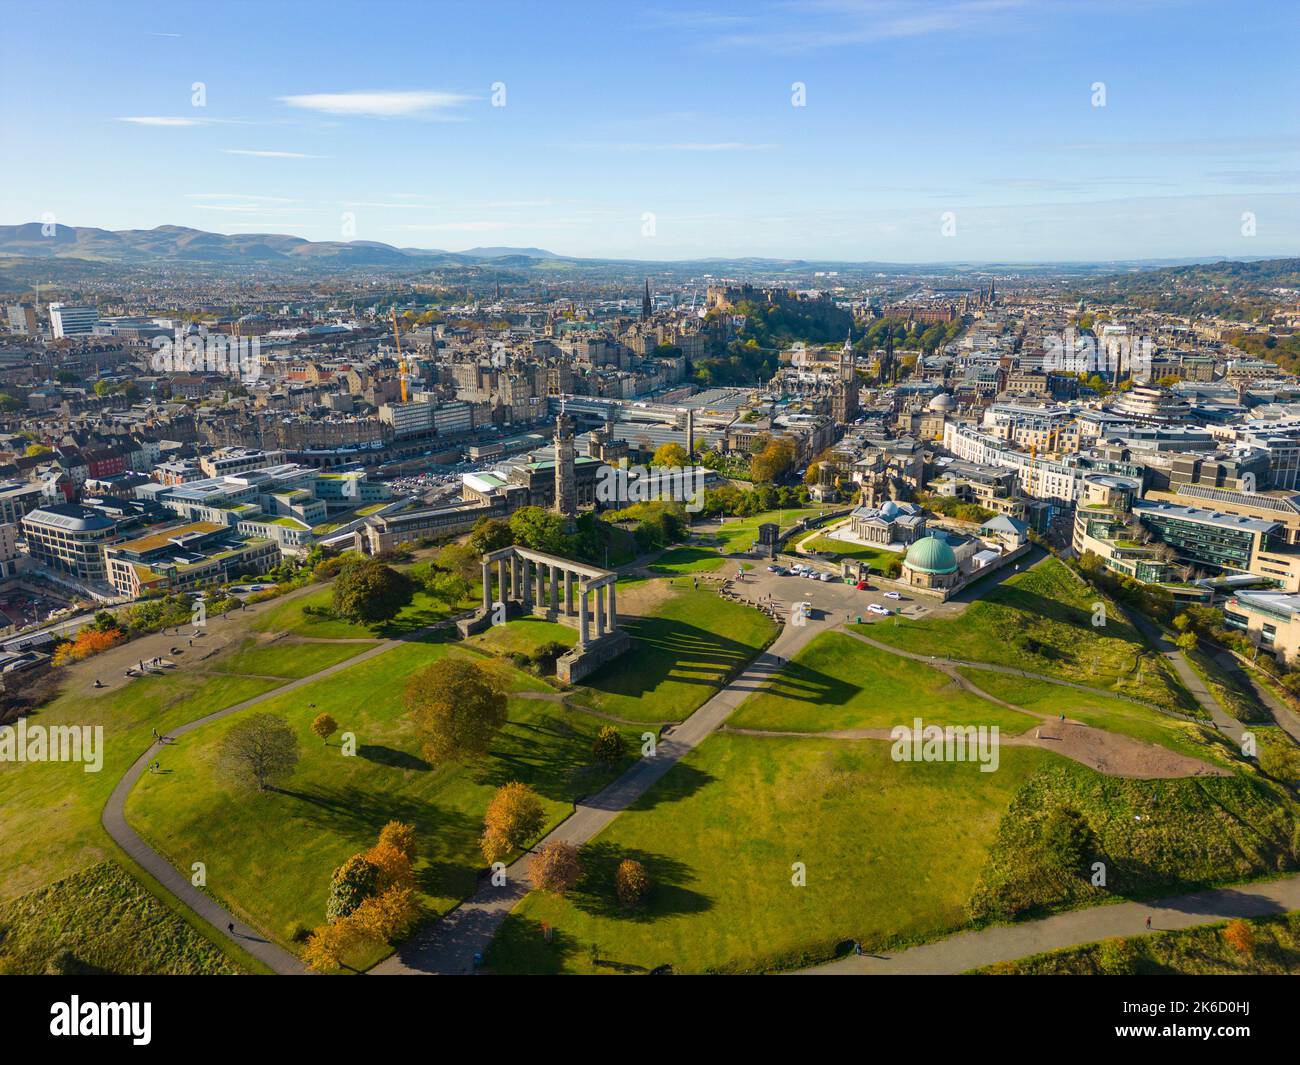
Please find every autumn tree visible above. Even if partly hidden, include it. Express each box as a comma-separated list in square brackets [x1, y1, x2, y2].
[651, 442, 689, 468]
[310, 712, 338, 745]
[614, 858, 651, 908]
[592, 725, 627, 765]
[529, 840, 584, 894]
[303, 918, 362, 972]
[349, 885, 420, 943]
[216, 713, 300, 793]
[331, 556, 415, 624]
[481, 781, 545, 864]
[751, 438, 795, 483]
[405, 657, 508, 764]
[1222, 919, 1256, 956]
[1175, 630, 1199, 654]
[377, 820, 418, 863]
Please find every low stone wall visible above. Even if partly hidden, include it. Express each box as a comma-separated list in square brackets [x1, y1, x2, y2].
[557, 630, 632, 683]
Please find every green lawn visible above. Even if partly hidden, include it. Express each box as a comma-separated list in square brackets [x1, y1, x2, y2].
[208, 637, 380, 679]
[466, 617, 577, 659]
[0, 861, 245, 975]
[487, 733, 1056, 974]
[568, 580, 779, 723]
[124, 639, 637, 968]
[650, 508, 834, 575]
[251, 582, 473, 640]
[0, 670, 281, 904]
[858, 558, 1198, 715]
[728, 631, 1034, 733]
[954, 668, 1231, 766]
[798, 532, 900, 572]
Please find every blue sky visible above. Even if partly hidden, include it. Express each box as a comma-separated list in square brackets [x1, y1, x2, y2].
[1, 0, 1297, 262]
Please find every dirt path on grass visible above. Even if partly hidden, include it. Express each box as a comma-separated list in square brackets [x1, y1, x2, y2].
[720, 717, 1225, 779]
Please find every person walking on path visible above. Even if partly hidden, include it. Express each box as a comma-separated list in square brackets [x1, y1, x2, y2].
[1145, 915, 1152, 930]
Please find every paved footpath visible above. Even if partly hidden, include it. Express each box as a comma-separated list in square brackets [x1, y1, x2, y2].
[102, 629, 435, 975]
[375, 599, 832, 974]
[802, 874, 1300, 974]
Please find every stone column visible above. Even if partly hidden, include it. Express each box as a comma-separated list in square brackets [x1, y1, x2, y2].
[482, 561, 492, 612]
[564, 570, 574, 615]
[594, 583, 606, 639]
[607, 580, 617, 631]
[521, 558, 531, 607]
[497, 558, 508, 603]
[578, 587, 589, 646]
[538, 563, 547, 606]
[549, 566, 559, 611]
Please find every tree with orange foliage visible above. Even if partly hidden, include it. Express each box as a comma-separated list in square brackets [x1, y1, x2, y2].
[364, 841, 414, 892]
[52, 625, 126, 665]
[481, 781, 544, 865]
[529, 840, 584, 895]
[615, 859, 651, 909]
[350, 885, 420, 943]
[1223, 919, 1256, 956]
[377, 820, 418, 863]
[303, 918, 363, 972]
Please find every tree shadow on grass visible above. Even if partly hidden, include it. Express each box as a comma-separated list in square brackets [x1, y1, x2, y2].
[578, 618, 767, 701]
[569, 840, 712, 923]
[485, 914, 580, 975]
[358, 744, 430, 772]
[277, 784, 477, 855]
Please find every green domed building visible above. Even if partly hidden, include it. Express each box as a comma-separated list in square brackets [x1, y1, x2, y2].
[902, 533, 959, 591]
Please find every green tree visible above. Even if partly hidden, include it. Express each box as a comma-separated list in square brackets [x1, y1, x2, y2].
[331, 557, 415, 624]
[405, 657, 508, 763]
[326, 854, 379, 922]
[509, 506, 570, 555]
[592, 724, 627, 764]
[468, 516, 514, 555]
[217, 712, 300, 792]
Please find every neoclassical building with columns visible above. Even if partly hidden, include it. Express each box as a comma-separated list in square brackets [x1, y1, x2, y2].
[457, 544, 630, 682]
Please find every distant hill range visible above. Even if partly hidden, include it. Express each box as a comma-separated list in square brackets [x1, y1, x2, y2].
[0, 223, 562, 267]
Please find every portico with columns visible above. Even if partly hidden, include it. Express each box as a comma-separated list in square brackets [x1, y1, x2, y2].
[460, 545, 630, 681]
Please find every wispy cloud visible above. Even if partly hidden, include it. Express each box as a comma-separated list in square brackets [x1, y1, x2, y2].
[117, 116, 205, 127]
[576, 141, 778, 152]
[222, 149, 325, 159]
[185, 193, 299, 203]
[277, 90, 473, 118]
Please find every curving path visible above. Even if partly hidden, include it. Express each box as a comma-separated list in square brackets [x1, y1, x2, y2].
[100, 606, 469, 975]
[801, 873, 1300, 974]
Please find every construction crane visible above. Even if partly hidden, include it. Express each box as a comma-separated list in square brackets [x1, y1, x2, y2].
[391, 308, 408, 403]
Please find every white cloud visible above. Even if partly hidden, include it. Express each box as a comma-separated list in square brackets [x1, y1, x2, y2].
[117, 116, 205, 127]
[578, 141, 778, 152]
[222, 149, 325, 159]
[277, 91, 473, 118]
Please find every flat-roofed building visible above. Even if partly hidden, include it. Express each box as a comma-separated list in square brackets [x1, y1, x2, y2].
[21, 502, 120, 581]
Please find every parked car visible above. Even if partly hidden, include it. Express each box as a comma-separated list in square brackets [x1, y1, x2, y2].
[867, 603, 891, 616]
[883, 591, 901, 600]
[819, 572, 834, 582]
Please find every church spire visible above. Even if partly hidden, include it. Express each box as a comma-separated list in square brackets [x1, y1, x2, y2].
[641, 279, 652, 320]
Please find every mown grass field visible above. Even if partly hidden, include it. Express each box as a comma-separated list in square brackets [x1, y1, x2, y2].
[798, 532, 900, 572]
[976, 911, 1300, 975]
[0, 669, 282, 903]
[488, 733, 1057, 973]
[208, 636, 381, 679]
[650, 508, 834, 575]
[567, 581, 778, 723]
[0, 861, 245, 975]
[858, 558, 1198, 714]
[954, 669, 1231, 766]
[728, 630, 1034, 733]
[466, 617, 576, 658]
[125, 638, 638, 968]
